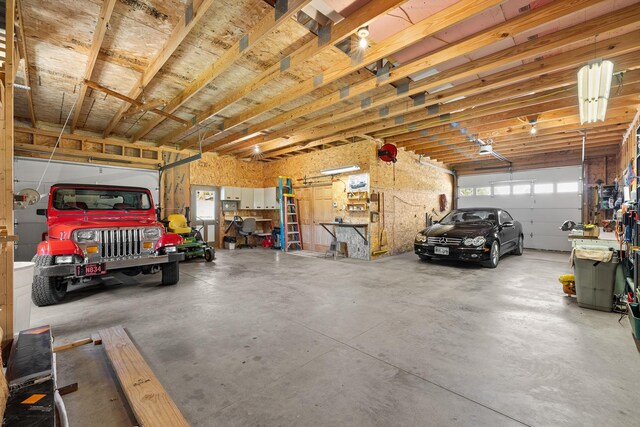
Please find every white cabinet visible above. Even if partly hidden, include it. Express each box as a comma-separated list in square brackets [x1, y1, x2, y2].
[264, 187, 277, 209]
[221, 186, 241, 201]
[240, 187, 254, 209]
[253, 188, 265, 209]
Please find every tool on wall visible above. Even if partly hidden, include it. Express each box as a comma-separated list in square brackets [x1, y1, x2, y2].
[278, 176, 302, 252]
[372, 191, 388, 256]
[378, 143, 398, 183]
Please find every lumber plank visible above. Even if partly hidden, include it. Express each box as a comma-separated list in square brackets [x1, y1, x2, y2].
[53, 337, 93, 353]
[99, 326, 189, 427]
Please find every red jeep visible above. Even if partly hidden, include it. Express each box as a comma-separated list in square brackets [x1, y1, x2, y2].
[32, 183, 184, 306]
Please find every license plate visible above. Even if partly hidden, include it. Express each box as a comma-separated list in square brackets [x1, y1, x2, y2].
[76, 263, 106, 277]
[434, 246, 449, 255]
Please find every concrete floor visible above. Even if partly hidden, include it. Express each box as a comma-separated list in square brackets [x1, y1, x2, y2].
[32, 249, 640, 426]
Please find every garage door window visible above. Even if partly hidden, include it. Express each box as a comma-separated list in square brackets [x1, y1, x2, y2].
[458, 187, 474, 197]
[476, 186, 491, 196]
[534, 183, 554, 194]
[557, 182, 579, 193]
[493, 185, 510, 195]
[512, 184, 531, 195]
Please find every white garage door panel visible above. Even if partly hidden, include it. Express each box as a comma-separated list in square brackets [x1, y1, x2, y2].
[14, 158, 160, 261]
[533, 195, 582, 209]
[458, 165, 581, 251]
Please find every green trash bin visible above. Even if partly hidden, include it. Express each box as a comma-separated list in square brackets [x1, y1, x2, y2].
[573, 247, 619, 312]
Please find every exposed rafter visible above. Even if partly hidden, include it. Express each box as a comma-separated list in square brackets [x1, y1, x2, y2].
[101, 0, 217, 138]
[15, 0, 35, 126]
[130, 0, 314, 143]
[69, 0, 117, 132]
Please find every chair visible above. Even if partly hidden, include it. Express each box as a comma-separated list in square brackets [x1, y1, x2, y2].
[237, 217, 256, 248]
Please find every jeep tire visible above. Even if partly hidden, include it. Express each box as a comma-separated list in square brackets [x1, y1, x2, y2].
[31, 255, 68, 306]
[161, 260, 179, 285]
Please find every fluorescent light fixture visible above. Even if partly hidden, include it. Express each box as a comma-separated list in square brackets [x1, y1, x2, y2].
[320, 165, 360, 175]
[577, 60, 614, 124]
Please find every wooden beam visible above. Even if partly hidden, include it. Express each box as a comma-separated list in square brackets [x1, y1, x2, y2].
[164, 0, 410, 147]
[1, 0, 15, 344]
[53, 337, 93, 352]
[84, 80, 188, 125]
[262, 2, 639, 150]
[189, 0, 507, 150]
[15, 0, 35, 126]
[131, 0, 314, 142]
[99, 326, 189, 427]
[70, 0, 117, 132]
[102, 0, 216, 137]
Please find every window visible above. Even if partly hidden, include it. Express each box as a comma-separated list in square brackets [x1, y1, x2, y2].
[499, 211, 513, 224]
[476, 186, 491, 196]
[557, 182, 579, 193]
[458, 187, 474, 197]
[493, 185, 510, 195]
[534, 183, 554, 194]
[512, 184, 531, 195]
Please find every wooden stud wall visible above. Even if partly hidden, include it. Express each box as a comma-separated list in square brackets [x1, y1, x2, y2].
[1, 0, 16, 343]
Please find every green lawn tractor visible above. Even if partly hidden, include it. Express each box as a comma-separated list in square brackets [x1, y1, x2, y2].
[163, 213, 215, 262]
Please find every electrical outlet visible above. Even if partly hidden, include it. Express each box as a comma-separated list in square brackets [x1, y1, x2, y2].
[333, 202, 337, 207]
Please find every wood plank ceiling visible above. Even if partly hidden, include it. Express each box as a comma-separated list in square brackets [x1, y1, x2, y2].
[13, 0, 640, 173]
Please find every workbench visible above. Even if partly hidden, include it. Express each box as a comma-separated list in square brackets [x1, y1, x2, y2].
[320, 222, 369, 245]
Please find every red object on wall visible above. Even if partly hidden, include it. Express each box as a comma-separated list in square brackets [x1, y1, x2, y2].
[439, 194, 448, 212]
[378, 143, 398, 163]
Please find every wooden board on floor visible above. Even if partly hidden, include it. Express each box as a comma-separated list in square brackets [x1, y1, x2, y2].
[98, 326, 189, 427]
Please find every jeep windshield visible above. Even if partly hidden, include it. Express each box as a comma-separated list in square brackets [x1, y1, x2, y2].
[52, 188, 152, 211]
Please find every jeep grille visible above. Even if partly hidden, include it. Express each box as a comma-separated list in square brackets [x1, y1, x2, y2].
[100, 229, 143, 258]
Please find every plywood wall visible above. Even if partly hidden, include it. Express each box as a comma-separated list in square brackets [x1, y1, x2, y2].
[188, 142, 453, 256]
[162, 152, 190, 217]
[370, 148, 453, 256]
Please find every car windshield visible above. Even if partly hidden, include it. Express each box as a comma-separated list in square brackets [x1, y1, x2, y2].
[439, 210, 496, 225]
[52, 188, 152, 211]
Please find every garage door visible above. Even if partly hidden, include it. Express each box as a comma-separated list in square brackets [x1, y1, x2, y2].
[13, 158, 160, 261]
[457, 166, 582, 251]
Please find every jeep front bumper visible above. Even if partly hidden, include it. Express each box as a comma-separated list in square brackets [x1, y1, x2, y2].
[34, 253, 184, 277]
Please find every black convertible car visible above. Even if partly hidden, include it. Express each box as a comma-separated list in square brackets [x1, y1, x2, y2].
[414, 208, 523, 268]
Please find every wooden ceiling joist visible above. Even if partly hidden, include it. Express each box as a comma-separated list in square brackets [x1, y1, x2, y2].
[15, 0, 35, 126]
[164, 0, 411, 148]
[200, 0, 627, 155]
[69, 0, 117, 133]
[185, 0, 506, 151]
[101, 0, 217, 138]
[130, 0, 314, 143]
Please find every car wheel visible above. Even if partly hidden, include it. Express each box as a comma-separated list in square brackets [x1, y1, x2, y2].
[161, 260, 180, 285]
[482, 241, 500, 268]
[418, 254, 431, 261]
[513, 235, 524, 256]
[31, 255, 68, 306]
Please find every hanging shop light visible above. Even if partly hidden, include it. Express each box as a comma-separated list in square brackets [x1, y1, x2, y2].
[577, 60, 614, 124]
[357, 26, 369, 49]
[320, 165, 361, 175]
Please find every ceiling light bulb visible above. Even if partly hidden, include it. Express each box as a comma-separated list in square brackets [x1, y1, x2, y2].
[530, 126, 537, 134]
[357, 26, 369, 38]
[254, 145, 260, 153]
[358, 37, 368, 49]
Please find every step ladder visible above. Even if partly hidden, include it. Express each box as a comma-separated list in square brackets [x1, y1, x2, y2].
[278, 176, 302, 252]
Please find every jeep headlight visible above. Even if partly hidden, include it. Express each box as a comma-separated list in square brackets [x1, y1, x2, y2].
[143, 227, 162, 239]
[464, 236, 486, 247]
[75, 230, 97, 242]
[415, 233, 427, 243]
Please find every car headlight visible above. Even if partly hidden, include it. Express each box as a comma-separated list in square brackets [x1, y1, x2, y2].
[75, 230, 97, 242]
[143, 227, 162, 239]
[464, 236, 486, 247]
[415, 233, 427, 243]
